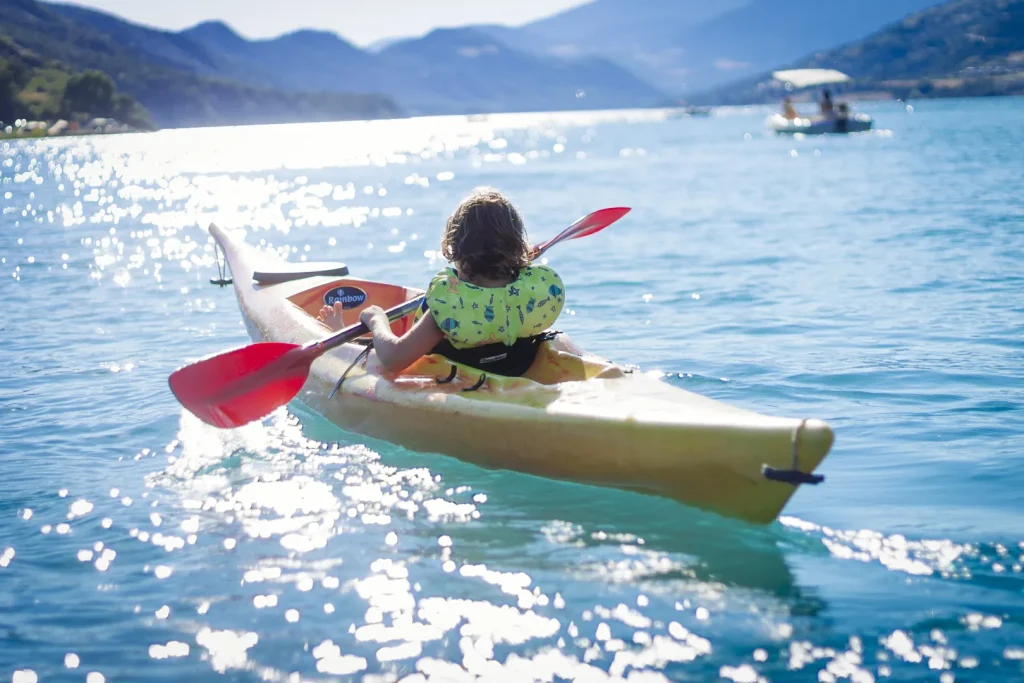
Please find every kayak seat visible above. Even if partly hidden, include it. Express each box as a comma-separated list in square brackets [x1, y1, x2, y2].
[428, 332, 560, 378]
[421, 335, 628, 387]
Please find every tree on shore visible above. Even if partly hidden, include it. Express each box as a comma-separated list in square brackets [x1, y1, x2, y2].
[1, 60, 155, 130]
[0, 57, 28, 121]
[59, 69, 152, 127]
[60, 70, 114, 118]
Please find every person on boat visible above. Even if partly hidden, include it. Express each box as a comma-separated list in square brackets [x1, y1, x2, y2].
[819, 89, 834, 117]
[782, 97, 799, 119]
[317, 188, 567, 376]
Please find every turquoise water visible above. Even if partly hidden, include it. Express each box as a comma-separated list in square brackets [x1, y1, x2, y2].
[2, 97, 1023, 682]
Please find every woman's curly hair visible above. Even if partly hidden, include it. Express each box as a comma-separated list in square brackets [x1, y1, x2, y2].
[441, 188, 531, 281]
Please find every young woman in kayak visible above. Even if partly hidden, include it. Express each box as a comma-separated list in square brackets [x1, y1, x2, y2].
[317, 187, 567, 376]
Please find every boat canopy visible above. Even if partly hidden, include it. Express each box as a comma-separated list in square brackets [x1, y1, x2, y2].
[772, 68, 851, 88]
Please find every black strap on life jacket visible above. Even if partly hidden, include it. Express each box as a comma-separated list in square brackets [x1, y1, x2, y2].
[429, 331, 560, 378]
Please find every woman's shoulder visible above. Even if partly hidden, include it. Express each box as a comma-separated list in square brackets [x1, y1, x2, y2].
[429, 265, 457, 281]
[517, 264, 563, 286]
[426, 267, 459, 294]
[427, 264, 563, 295]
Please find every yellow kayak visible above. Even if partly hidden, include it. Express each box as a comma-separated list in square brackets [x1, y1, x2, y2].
[205, 223, 834, 524]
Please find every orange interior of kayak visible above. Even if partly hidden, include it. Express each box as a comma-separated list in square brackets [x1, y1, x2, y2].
[285, 277, 420, 336]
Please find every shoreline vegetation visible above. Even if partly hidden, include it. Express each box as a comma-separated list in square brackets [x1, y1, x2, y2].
[0, 115, 140, 141]
[1, 55, 154, 140]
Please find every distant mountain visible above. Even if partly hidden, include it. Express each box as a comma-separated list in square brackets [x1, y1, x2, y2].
[180, 22, 379, 94]
[1, 0, 401, 128]
[374, 28, 665, 114]
[798, 0, 1024, 82]
[44, 7, 380, 94]
[46, 3, 668, 116]
[663, 0, 942, 93]
[697, 0, 1024, 104]
[364, 35, 411, 53]
[478, 0, 747, 91]
[42, 3, 220, 71]
[488, 0, 940, 95]
[180, 20, 250, 54]
[517, 0, 746, 56]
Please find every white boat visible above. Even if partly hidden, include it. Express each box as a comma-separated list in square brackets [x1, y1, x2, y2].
[769, 112, 873, 135]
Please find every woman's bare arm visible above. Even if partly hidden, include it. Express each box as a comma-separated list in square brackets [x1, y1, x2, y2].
[359, 305, 445, 374]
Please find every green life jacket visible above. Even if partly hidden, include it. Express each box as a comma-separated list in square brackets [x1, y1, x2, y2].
[419, 265, 565, 350]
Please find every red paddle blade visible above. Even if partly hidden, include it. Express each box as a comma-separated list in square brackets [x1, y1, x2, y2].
[570, 206, 631, 239]
[534, 207, 630, 255]
[168, 342, 312, 428]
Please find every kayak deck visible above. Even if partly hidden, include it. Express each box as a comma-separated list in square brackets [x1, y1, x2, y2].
[207, 223, 834, 524]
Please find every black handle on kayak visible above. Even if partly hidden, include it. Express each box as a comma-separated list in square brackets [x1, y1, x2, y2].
[762, 465, 825, 486]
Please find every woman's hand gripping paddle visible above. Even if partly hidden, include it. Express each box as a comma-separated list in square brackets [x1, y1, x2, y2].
[168, 206, 630, 429]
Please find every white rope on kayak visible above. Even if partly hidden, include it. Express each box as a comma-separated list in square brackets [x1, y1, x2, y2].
[791, 419, 809, 470]
[209, 241, 233, 287]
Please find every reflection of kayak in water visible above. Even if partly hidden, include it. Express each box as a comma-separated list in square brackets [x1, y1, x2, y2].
[769, 112, 873, 135]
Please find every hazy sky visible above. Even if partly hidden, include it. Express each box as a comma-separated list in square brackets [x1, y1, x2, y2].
[53, 0, 592, 46]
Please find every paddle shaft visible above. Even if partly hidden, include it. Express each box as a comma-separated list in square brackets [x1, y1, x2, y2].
[302, 295, 425, 356]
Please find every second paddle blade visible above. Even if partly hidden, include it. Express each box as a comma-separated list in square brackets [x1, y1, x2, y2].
[573, 206, 630, 238]
[533, 206, 631, 255]
[168, 341, 312, 429]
